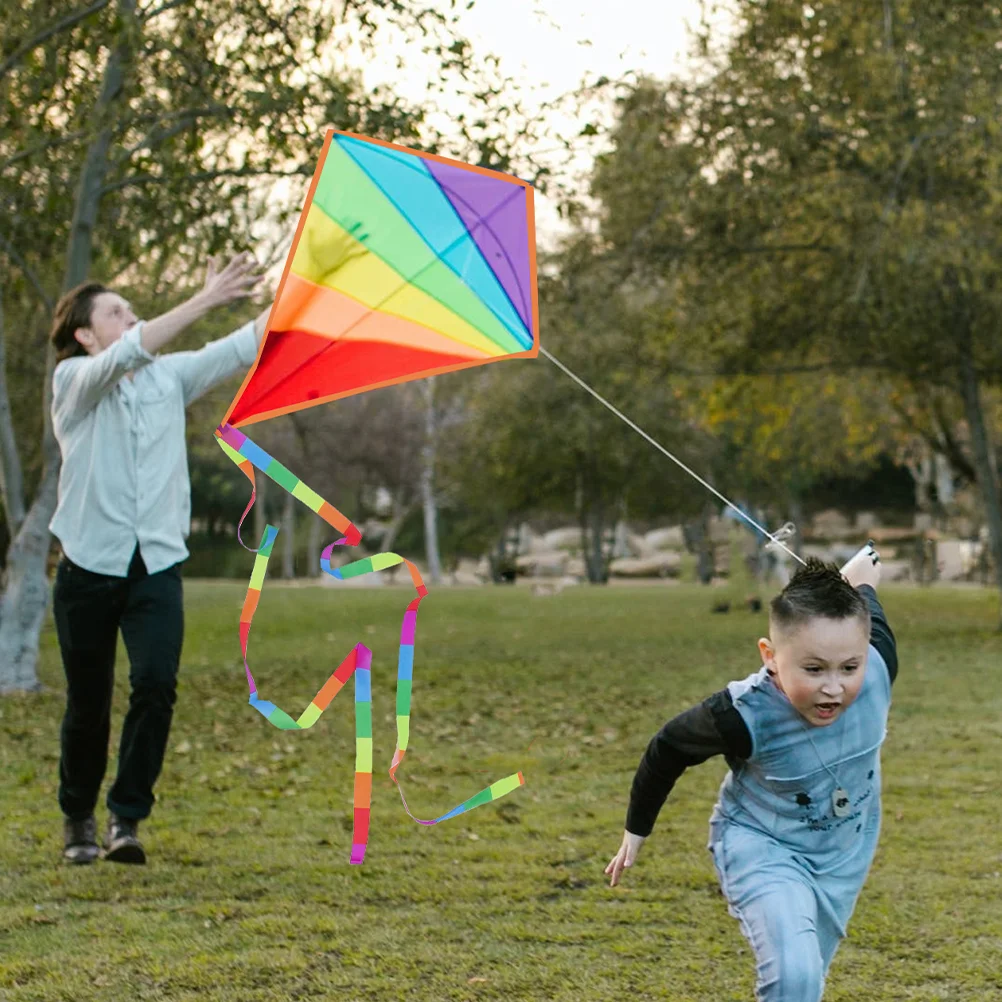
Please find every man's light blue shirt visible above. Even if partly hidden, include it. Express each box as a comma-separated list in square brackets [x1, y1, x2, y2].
[49, 321, 258, 577]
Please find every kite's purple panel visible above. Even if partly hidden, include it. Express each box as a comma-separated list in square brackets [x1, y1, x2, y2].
[426, 160, 534, 337]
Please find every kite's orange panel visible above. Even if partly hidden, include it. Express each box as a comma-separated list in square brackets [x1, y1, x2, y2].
[271, 272, 494, 361]
[226, 330, 478, 428]
[240, 588, 261, 623]
[318, 501, 352, 534]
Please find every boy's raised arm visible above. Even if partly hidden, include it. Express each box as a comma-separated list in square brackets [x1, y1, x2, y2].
[840, 542, 897, 684]
[859, 586, 897, 684]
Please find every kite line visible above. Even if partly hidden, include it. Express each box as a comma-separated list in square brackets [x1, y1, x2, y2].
[539, 346, 807, 567]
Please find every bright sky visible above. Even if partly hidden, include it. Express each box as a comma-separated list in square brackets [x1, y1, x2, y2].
[356, 0, 731, 247]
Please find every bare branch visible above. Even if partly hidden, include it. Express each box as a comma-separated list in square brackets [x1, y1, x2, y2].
[0, 0, 111, 80]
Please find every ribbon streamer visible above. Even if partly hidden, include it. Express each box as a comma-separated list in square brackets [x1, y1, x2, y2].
[214, 422, 524, 864]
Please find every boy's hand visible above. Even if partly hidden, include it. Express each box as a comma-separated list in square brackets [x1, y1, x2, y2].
[605, 830, 646, 887]
[201, 252, 263, 309]
[841, 540, 881, 591]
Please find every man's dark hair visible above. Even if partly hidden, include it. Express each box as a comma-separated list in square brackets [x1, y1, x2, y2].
[770, 557, 870, 637]
[49, 282, 108, 362]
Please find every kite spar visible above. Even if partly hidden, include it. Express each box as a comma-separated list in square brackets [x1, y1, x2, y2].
[215, 130, 539, 865]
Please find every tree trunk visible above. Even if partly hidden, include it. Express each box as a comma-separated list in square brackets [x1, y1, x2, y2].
[693, 503, 714, 585]
[306, 512, 322, 577]
[491, 517, 511, 584]
[0, 291, 26, 545]
[420, 379, 442, 585]
[587, 498, 608, 584]
[957, 346, 1002, 627]
[0, 463, 59, 693]
[0, 2, 135, 692]
[281, 489, 295, 579]
[380, 492, 413, 554]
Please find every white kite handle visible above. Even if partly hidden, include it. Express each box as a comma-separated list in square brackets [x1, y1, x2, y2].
[840, 539, 880, 575]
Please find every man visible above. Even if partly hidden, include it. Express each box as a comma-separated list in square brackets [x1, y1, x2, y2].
[49, 252, 269, 865]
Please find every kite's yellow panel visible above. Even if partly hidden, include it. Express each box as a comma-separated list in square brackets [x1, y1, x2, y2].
[291, 210, 508, 359]
[270, 273, 494, 361]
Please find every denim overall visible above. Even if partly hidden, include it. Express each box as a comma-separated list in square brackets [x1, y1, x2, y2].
[707, 647, 892, 1001]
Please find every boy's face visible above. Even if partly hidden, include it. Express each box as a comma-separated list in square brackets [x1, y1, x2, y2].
[758, 614, 869, 727]
[74, 292, 138, 355]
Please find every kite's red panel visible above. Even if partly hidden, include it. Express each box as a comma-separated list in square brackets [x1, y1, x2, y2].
[225, 330, 476, 428]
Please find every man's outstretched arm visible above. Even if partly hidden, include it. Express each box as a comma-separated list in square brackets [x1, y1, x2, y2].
[140, 253, 262, 356]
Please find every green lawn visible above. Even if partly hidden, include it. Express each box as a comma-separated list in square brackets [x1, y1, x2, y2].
[2, 580, 1001, 1001]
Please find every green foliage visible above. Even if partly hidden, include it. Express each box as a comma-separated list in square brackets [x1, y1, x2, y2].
[592, 1, 1002, 386]
[443, 240, 712, 548]
[1, 583, 1000, 999]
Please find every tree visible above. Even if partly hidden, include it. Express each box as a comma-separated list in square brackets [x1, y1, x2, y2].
[0, 0, 542, 690]
[445, 239, 711, 583]
[694, 370, 897, 525]
[589, 0, 1002, 623]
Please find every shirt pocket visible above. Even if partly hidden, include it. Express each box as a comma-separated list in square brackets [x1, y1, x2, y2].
[760, 765, 831, 817]
[138, 373, 181, 436]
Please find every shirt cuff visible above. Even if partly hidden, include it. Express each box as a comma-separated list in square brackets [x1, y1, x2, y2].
[233, 320, 260, 367]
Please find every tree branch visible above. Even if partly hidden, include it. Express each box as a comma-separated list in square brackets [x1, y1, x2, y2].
[0, 130, 91, 173]
[100, 164, 311, 195]
[117, 116, 212, 163]
[0, 233, 54, 313]
[139, 0, 189, 21]
[0, 0, 111, 80]
[0, 290, 26, 536]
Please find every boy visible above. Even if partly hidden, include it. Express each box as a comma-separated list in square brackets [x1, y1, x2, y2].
[50, 253, 269, 866]
[606, 546, 897, 1002]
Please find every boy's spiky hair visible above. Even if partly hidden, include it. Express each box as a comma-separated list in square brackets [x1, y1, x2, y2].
[770, 557, 870, 637]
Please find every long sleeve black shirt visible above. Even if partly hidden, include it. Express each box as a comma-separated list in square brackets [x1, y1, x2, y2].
[625, 586, 898, 837]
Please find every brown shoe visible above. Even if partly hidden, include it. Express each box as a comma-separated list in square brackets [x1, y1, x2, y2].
[102, 813, 146, 864]
[63, 815, 99, 865]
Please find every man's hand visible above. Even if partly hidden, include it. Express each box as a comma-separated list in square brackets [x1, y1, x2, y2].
[841, 540, 881, 591]
[605, 830, 647, 887]
[200, 252, 263, 309]
[139, 251, 266, 356]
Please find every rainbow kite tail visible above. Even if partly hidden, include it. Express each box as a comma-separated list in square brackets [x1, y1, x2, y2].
[215, 424, 523, 862]
[215, 424, 362, 546]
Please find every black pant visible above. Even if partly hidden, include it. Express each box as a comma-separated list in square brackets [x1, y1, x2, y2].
[53, 545, 184, 822]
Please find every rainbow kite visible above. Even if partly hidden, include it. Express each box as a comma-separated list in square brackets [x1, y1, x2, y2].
[214, 129, 539, 864]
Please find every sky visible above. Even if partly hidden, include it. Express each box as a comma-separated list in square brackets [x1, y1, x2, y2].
[355, 0, 733, 247]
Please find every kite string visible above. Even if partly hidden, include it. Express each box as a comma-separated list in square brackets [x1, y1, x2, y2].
[539, 346, 807, 567]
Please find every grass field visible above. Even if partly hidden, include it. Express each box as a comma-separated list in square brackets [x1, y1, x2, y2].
[2, 578, 1001, 1001]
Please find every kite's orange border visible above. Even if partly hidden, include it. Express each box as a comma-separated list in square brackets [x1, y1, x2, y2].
[220, 129, 540, 430]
